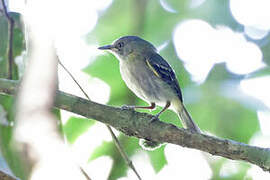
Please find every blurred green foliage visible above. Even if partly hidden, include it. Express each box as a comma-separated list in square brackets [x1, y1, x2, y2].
[64, 117, 96, 144]
[0, 12, 59, 180]
[0, 12, 26, 179]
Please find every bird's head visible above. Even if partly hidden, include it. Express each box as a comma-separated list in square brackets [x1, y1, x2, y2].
[98, 36, 156, 61]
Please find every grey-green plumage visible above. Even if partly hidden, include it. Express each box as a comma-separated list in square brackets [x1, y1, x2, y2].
[98, 36, 200, 133]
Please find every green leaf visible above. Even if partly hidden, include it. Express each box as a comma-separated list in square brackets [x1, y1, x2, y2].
[0, 95, 26, 179]
[261, 36, 270, 65]
[89, 134, 140, 180]
[63, 117, 95, 144]
[245, 67, 270, 79]
[0, 12, 24, 179]
[0, 13, 23, 80]
[0, 16, 8, 77]
[13, 28, 24, 58]
[147, 145, 167, 172]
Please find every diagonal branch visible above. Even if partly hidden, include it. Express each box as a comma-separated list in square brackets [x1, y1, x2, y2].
[1, 78, 270, 172]
[0, 170, 17, 180]
[0, 0, 14, 79]
[58, 60, 142, 180]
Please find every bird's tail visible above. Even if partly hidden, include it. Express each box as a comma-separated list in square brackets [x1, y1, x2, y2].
[172, 99, 201, 133]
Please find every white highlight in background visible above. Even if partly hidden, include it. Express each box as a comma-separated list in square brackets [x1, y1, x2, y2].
[121, 144, 212, 179]
[257, 111, 270, 136]
[58, 68, 110, 104]
[230, 0, 270, 31]
[159, 144, 212, 179]
[119, 151, 156, 180]
[240, 76, 270, 108]
[244, 26, 269, 40]
[240, 77, 270, 137]
[190, 0, 206, 8]
[84, 156, 113, 180]
[10, 0, 113, 70]
[173, 19, 264, 82]
[219, 160, 240, 178]
[71, 123, 116, 163]
[230, 0, 270, 39]
[159, 0, 178, 13]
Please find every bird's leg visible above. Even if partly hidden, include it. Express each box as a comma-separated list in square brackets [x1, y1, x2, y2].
[121, 102, 156, 111]
[150, 101, 170, 122]
[134, 102, 156, 109]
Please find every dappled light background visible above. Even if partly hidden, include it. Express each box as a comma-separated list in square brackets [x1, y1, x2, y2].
[2, 0, 270, 179]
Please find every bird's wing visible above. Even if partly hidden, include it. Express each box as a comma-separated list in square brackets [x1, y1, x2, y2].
[145, 53, 183, 102]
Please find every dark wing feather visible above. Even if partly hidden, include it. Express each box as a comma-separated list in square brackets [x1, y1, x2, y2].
[146, 53, 183, 102]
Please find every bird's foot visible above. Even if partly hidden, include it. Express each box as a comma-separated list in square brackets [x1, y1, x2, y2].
[121, 105, 135, 111]
[150, 115, 160, 123]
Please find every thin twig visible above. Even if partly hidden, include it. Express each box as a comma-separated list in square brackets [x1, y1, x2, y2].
[57, 60, 92, 180]
[1, 0, 14, 79]
[58, 60, 142, 180]
[106, 126, 142, 179]
[80, 167, 91, 180]
[58, 60, 91, 100]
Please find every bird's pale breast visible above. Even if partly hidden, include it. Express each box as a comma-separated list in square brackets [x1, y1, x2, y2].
[120, 59, 177, 105]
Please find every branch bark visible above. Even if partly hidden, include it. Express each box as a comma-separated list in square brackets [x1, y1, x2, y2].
[1, 78, 270, 172]
[0, 170, 17, 180]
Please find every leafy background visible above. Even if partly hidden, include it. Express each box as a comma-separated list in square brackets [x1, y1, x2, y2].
[1, 0, 270, 179]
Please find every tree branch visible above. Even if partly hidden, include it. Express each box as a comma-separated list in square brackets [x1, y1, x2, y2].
[0, 170, 17, 180]
[1, 78, 270, 172]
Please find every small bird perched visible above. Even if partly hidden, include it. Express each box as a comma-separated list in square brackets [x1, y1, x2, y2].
[98, 36, 200, 133]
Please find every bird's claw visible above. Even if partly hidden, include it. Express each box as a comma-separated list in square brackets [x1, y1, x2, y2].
[150, 115, 159, 123]
[121, 105, 135, 111]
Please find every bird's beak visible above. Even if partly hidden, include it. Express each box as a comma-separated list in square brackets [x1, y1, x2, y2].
[98, 45, 113, 50]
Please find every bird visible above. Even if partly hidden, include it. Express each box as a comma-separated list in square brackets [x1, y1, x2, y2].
[98, 36, 200, 133]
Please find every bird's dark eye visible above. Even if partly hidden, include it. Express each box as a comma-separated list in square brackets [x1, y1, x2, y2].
[117, 42, 124, 49]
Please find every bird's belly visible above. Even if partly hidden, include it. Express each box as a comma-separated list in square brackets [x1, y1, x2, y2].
[120, 62, 175, 104]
